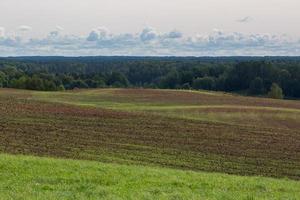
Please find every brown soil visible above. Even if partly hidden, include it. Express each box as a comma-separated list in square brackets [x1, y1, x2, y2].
[0, 89, 300, 180]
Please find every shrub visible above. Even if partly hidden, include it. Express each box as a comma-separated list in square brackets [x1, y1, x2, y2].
[268, 83, 284, 99]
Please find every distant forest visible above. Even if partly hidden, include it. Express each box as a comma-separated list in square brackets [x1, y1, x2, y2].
[0, 56, 300, 98]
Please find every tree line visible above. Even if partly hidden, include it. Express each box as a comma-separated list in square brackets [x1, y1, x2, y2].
[0, 57, 300, 99]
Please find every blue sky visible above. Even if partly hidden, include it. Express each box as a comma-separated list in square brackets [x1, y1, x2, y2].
[0, 0, 300, 56]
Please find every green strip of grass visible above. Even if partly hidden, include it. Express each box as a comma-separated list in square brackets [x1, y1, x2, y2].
[0, 154, 299, 200]
[33, 90, 300, 111]
[33, 90, 300, 125]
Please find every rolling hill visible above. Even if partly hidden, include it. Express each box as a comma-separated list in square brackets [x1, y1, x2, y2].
[0, 88, 300, 199]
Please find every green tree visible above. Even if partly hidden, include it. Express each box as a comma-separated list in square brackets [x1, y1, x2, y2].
[180, 71, 194, 85]
[10, 76, 28, 89]
[43, 80, 57, 91]
[0, 71, 7, 87]
[57, 84, 65, 91]
[2, 66, 20, 81]
[107, 72, 129, 87]
[159, 70, 180, 89]
[268, 83, 284, 99]
[249, 77, 264, 95]
[193, 77, 215, 90]
[26, 76, 45, 90]
[181, 83, 191, 90]
[70, 80, 88, 89]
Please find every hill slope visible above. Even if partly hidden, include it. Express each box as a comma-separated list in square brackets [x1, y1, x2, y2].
[1, 154, 300, 200]
[0, 88, 300, 179]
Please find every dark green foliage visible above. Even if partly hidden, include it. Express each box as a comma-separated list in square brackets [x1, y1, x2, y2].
[43, 80, 57, 91]
[159, 70, 180, 89]
[70, 80, 89, 89]
[107, 72, 129, 87]
[10, 76, 28, 89]
[268, 83, 284, 99]
[0, 71, 7, 87]
[57, 84, 65, 91]
[0, 57, 299, 98]
[193, 77, 216, 90]
[249, 77, 264, 95]
[181, 82, 191, 89]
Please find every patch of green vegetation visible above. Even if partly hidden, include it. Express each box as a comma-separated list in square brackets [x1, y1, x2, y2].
[32, 89, 300, 125]
[1, 154, 300, 200]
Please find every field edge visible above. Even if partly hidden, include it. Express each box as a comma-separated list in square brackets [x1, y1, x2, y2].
[1, 153, 300, 200]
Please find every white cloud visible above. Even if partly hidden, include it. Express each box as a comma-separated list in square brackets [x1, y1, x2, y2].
[18, 25, 32, 32]
[0, 36, 22, 47]
[87, 27, 111, 41]
[140, 27, 158, 42]
[0, 27, 300, 56]
[97, 27, 110, 36]
[49, 31, 60, 37]
[56, 26, 64, 31]
[0, 27, 5, 38]
[164, 30, 183, 39]
[237, 16, 253, 23]
[87, 31, 99, 41]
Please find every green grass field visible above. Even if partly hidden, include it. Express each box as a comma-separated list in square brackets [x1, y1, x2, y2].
[0, 88, 300, 199]
[33, 88, 300, 126]
[1, 154, 300, 200]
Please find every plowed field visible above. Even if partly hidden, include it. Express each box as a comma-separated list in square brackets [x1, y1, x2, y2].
[1, 89, 299, 179]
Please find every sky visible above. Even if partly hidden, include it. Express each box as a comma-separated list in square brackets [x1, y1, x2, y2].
[1, 0, 300, 56]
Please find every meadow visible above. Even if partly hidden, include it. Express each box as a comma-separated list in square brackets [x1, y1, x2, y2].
[0, 88, 300, 199]
[1, 154, 300, 200]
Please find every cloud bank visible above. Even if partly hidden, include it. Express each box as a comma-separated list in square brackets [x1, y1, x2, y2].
[0, 27, 5, 38]
[0, 27, 299, 56]
[18, 25, 32, 32]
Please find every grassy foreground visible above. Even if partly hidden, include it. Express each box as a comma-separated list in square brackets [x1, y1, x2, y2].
[0, 154, 300, 200]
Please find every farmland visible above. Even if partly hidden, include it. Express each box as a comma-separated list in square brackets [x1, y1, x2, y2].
[1, 88, 300, 181]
